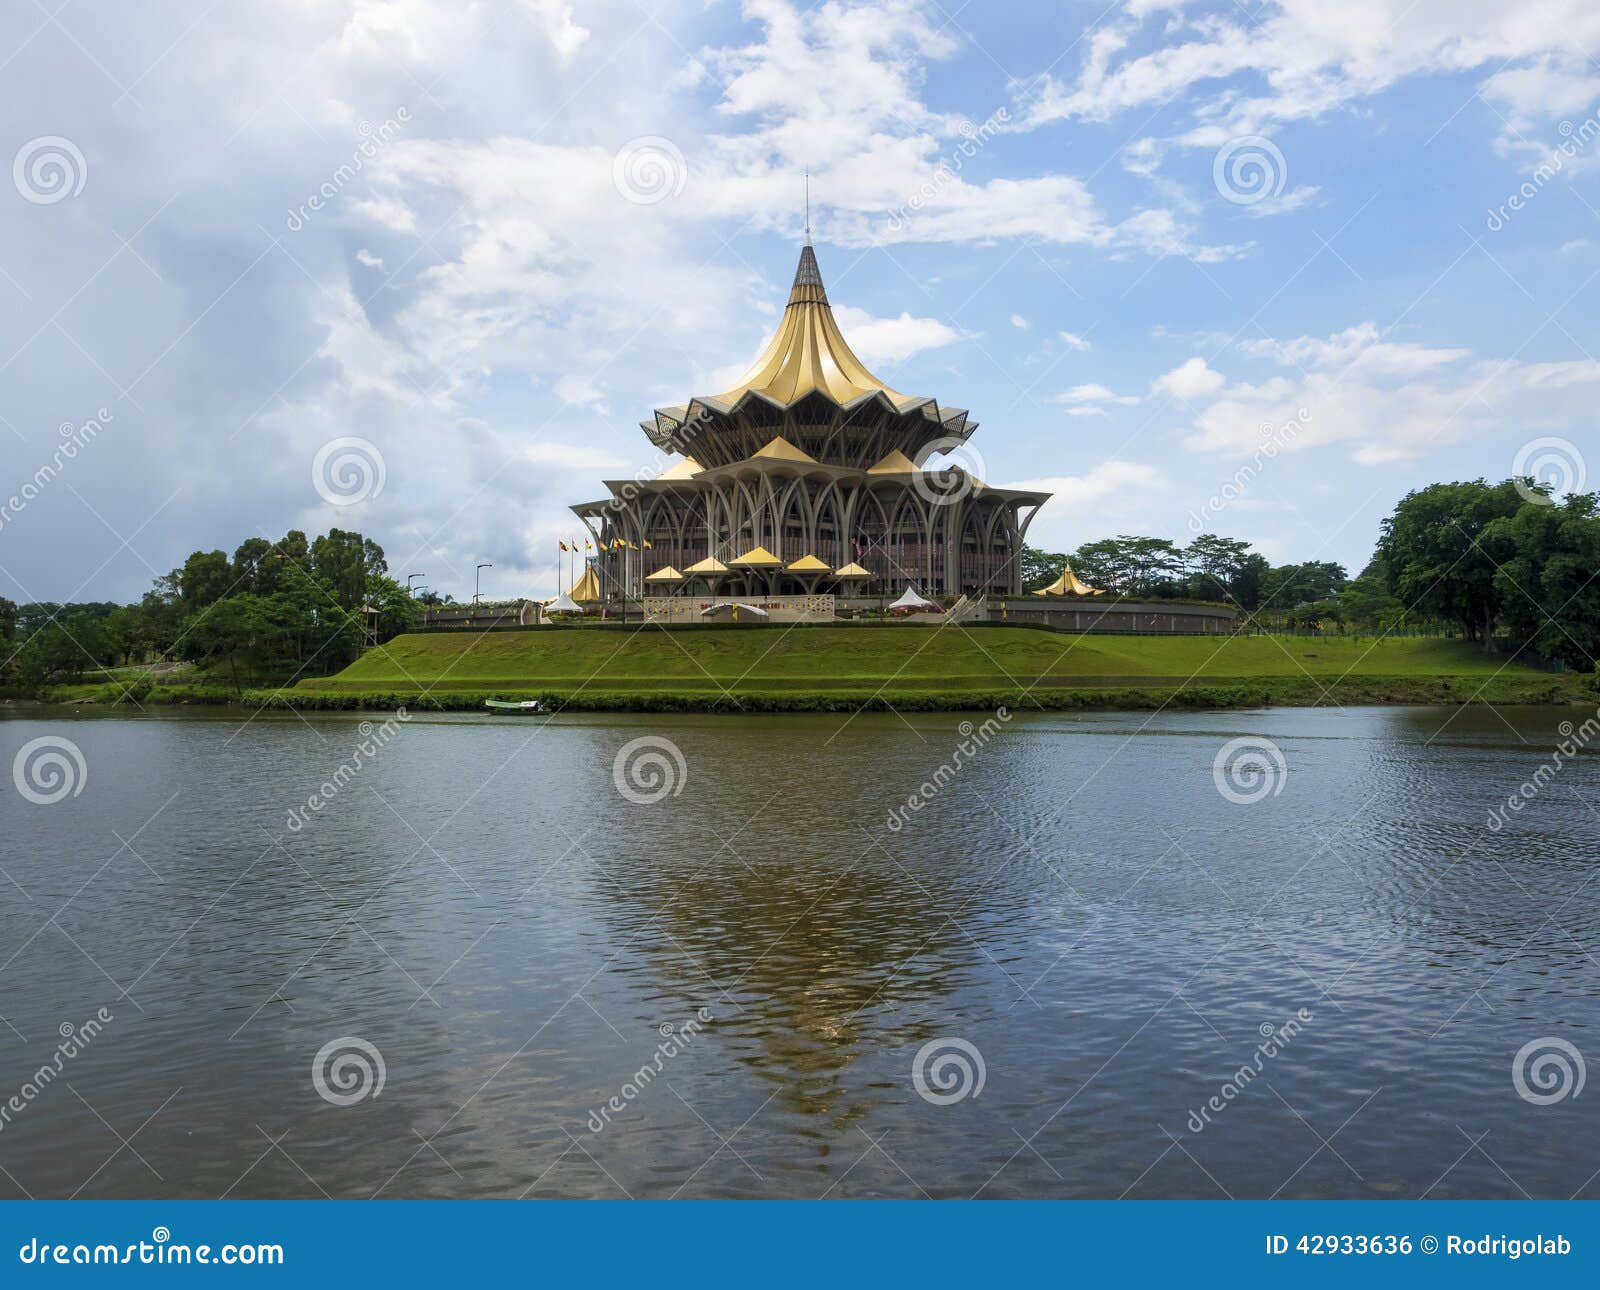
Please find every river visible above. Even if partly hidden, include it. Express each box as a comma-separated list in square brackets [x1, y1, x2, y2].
[0, 701, 1594, 1198]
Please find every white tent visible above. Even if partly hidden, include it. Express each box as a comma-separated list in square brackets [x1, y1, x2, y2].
[888, 586, 938, 611]
[699, 601, 770, 620]
[545, 592, 585, 614]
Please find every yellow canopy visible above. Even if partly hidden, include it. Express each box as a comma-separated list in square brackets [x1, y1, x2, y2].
[643, 564, 685, 582]
[730, 545, 784, 568]
[785, 554, 831, 572]
[833, 561, 872, 579]
[752, 436, 816, 463]
[655, 457, 704, 480]
[684, 556, 730, 575]
[866, 449, 918, 474]
[570, 565, 602, 602]
[1033, 565, 1105, 597]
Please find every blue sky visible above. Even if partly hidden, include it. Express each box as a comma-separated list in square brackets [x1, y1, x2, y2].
[2, 0, 1597, 603]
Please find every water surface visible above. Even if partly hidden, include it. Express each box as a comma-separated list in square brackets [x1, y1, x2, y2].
[1, 701, 1595, 1199]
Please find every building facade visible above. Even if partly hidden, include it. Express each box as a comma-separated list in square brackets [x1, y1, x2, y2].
[571, 242, 1051, 602]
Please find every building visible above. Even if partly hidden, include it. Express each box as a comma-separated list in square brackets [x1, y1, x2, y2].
[570, 240, 1051, 603]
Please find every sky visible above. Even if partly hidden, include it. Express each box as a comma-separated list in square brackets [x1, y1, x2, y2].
[2, 0, 1597, 605]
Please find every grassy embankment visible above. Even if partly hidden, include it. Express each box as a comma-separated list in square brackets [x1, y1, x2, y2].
[236, 625, 1589, 712]
[32, 626, 1587, 713]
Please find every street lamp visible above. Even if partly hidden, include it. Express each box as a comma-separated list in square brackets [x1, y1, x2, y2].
[475, 563, 493, 604]
[407, 573, 426, 594]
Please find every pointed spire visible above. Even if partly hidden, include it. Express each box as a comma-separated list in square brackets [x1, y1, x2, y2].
[804, 170, 811, 246]
[789, 242, 826, 304]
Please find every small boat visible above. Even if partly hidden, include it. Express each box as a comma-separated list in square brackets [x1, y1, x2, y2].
[483, 699, 545, 713]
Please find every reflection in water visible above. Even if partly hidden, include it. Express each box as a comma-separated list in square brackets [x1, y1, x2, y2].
[0, 703, 1595, 1198]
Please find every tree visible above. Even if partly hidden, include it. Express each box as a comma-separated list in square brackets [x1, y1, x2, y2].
[180, 593, 271, 692]
[179, 550, 233, 610]
[1338, 558, 1404, 630]
[1379, 480, 1525, 650]
[1186, 534, 1252, 601]
[1230, 553, 1268, 611]
[311, 528, 387, 610]
[1484, 492, 1600, 670]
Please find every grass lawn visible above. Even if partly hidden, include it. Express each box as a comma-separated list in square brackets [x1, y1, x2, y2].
[291, 625, 1541, 698]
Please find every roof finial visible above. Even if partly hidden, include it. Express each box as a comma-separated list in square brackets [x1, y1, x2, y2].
[804, 170, 811, 246]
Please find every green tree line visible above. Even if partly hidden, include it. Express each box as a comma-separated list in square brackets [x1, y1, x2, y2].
[1024, 477, 1597, 667]
[2, 527, 418, 692]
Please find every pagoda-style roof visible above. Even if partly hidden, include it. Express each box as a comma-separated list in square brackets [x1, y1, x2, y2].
[570, 566, 602, 602]
[833, 562, 872, 579]
[684, 556, 730, 575]
[641, 243, 976, 456]
[644, 564, 686, 582]
[785, 554, 831, 572]
[707, 245, 923, 411]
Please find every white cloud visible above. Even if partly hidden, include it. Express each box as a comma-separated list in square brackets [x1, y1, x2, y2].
[1010, 314, 1029, 329]
[354, 248, 385, 268]
[1023, 0, 1600, 153]
[1059, 330, 1092, 351]
[1180, 320, 1600, 466]
[1012, 460, 1172, 548]
[829, 307, 964, 367]
[1151, 356, 1226, 401]
[1057, 383, 1139, 407]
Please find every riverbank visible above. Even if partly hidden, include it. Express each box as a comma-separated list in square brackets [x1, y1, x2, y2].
[23, 626, 1591, 713]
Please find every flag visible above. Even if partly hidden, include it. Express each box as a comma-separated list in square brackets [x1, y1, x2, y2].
[642, 539, 653, 549]
[558, 541, 568, 552]
[585, 540, 592, 551]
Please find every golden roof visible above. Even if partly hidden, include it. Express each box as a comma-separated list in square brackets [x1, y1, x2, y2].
[644, 564, 686, 582]
[785, 554, 831, 572]
[570, 565, 602, 602]
[708, 245, 923, 411]
[684, 556, 730, 575]
[866, 449, 918, 474]
[753, 435, 816, 463]
[1033, 565, 1106, 597]
[833, 561, 872, 578]
[655, 456, 704, 480]
[729, 545, 784, 567]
